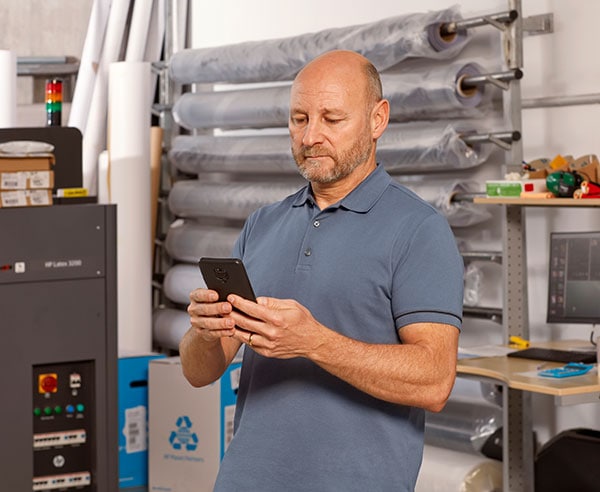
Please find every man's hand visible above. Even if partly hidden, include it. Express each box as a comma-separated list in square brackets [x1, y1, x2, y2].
[227, 295, 326, 359]
[187, 287, 237, 342]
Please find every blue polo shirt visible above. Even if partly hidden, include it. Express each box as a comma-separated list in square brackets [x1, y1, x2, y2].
[214, 164, 463, 492]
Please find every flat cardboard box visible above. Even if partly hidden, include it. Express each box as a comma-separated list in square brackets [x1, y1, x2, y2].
[0, 170, 54, 190]
[149, 355, 242, 492]
[0, 154, 55, 172]
[0, 189, 53, 208]
[486, 180, 522, 197]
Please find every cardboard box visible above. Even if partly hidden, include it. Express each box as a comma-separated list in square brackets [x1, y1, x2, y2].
[0, 154, 55, 172]
[149, 355, 242, 492]
[0, 189, 53, 208]
[0, 170, 54, 190]
[118, 353, 167, 489]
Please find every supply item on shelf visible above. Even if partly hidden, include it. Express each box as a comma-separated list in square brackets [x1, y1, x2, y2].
[168, 123, 492, 176]
[169, 6, 470, 85]
[171, 61, 497, 131]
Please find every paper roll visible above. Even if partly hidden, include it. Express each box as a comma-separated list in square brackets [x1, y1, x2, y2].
[108, 61, 152, 354]
[97, 149, 110, 204]
[0, 50, 17, 128]
[82, 0, 131, 195]
[125, 0, 154, 61]
[415, 445, 502, 492]
[68, 0, 112, 133]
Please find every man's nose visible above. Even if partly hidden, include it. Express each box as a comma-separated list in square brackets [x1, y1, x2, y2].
[301, 119, 325, 147]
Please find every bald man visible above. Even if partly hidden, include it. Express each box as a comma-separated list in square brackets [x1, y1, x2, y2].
[181, 50, 463, 491]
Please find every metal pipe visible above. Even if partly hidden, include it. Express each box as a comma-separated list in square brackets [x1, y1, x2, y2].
[441, 10, 518, 35]
[522, 92, 600, 109]
[462, 251, 503, 264]
[460, 130, 521, 146]
[461, 69, 523, 91]
[463, 306, 503, 323]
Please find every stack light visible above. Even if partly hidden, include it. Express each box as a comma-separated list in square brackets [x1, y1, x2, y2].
[45, 78, 62, 126]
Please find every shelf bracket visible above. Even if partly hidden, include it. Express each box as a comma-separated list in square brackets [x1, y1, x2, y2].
[522, 13, 554, 36]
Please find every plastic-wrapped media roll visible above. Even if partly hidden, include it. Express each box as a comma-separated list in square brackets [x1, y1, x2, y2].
[169, 6, 469, 84]
[172, 62, 489, 131]
[395, 177, 492, 228]
[383, 62, 490, 122]
[165, 219, 241, 262]
[163, 263, 205, 305]
[378, 123, 491, 173]
[168, 179, 303, 220]
[424, 398, 502, 455]
[152, 307, 190, 351]
[415, 445, 502, 492]
[169, 122, 490, 176]
[169, 133, 298, 175]
[463, 262, 483, 307]
[173, 85, 291, 131]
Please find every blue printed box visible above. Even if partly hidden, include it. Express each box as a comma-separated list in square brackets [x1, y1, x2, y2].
[118, 353, 166, 488]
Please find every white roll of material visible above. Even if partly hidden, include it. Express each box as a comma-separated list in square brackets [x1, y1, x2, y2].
[68, 0, 112, 133]
[163, 263, 205, 305]
[415, 445, 502, 492]
[82, 0, 131, 195]
[108, 61, 152, 354]
[0, 50, 17, 128]
[153, 307, 190, 351]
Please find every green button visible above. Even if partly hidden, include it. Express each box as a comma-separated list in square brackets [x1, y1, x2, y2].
[33, 407, 42, 417]
[54, 406, 63, 414]
[44, 407, 53, 416]
[76, 404, 85, 413]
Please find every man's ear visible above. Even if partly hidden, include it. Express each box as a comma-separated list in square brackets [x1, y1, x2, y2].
[371, 99, 390, 139]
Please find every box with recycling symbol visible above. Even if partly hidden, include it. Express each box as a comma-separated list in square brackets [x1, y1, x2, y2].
[148, 353, 242, 492]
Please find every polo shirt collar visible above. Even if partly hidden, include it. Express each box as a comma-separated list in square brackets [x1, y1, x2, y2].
[292, 164, 391, 213]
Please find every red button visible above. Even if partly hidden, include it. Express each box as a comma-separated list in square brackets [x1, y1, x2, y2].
[39, 374, 58, 393]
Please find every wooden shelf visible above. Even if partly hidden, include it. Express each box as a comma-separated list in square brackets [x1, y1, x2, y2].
[474, 196, 600, 206]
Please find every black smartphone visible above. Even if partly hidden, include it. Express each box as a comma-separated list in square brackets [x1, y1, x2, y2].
[198, 257, 257, 302]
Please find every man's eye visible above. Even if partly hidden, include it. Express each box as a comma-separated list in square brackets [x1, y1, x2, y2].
[325, 118, 341, 124]
[291, 116, 307, 126]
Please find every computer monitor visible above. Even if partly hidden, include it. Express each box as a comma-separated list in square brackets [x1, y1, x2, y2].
[547, 231, 600, 324]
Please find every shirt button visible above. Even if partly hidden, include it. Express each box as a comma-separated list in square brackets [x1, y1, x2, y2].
[313, 220, 320, 228]
[304, 248, 312, 257]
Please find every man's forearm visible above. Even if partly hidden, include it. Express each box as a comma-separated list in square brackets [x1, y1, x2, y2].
[179, 327, 240, 387]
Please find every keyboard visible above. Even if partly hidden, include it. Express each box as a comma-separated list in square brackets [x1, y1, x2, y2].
[507, 347, 597, 364]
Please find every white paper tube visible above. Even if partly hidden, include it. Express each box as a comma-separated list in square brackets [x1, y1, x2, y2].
[82, 0, 132, 195]
[108, 60, 152, 354]
[68, 0, 112, 133]
[169, 6, 469, 84]
[415, 445, 502, 492]
[153, 307, 190, 351]
[125, 0, 154, 61]
[165, 219, 241, 262]
[0, 50, 17, 128]
[97, 149, 110, 204]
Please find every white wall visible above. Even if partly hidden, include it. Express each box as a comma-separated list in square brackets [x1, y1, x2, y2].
[188, 0, 600, 439]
